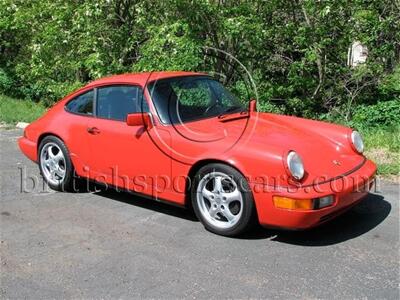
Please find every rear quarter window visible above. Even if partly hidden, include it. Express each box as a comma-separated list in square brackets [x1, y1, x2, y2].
[65, 90, 94, 115]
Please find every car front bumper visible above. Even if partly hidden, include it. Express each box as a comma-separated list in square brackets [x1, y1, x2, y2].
[252, 159, 377, 229]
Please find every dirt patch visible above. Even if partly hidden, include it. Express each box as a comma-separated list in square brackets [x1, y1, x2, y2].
[378, 175, 400, 184]
[366, 148, 397, 165]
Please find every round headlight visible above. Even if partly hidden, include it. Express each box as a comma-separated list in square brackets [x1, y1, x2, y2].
[351, 131, 364, 153]
[286, 151, 305, 180]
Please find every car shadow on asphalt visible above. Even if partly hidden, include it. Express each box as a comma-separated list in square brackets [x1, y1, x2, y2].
[92, 187, 390, 245]
[240, 193, 391, 246]
[95, 188, 198, 222]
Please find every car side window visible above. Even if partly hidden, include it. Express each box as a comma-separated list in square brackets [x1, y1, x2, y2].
[96, 85, 147, 121]
[65, 90, 94, 115]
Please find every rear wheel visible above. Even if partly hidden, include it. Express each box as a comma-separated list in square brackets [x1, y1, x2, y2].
[191, 163, 256, 236]
[38, 136, 75, 192]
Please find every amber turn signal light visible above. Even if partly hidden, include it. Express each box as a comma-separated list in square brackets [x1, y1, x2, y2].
[273, 196, 314, 210]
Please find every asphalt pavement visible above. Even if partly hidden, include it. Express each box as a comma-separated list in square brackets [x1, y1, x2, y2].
[1, 129, 399, 299]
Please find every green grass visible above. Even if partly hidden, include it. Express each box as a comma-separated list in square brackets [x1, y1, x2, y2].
[0, 94, 398, 176]
[362, 127, 399, 176]
[0, 94, 46, 124]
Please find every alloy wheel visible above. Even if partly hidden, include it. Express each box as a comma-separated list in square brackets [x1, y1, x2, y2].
[40, 142, 66, 186]
[196, 171, 243, 229]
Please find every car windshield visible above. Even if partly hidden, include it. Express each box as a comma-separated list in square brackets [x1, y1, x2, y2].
[147, 76, 245, 124]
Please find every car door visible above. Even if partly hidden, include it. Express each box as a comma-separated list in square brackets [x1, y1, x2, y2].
[63, 89, 95, 177]
[86, 85, 171, 198]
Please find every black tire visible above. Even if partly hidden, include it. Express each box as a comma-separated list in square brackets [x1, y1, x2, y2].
[191, 163, 256, 236]
[38, 136, 76, 192]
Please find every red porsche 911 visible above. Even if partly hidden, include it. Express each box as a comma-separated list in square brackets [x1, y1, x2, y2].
[18, 72, 376, 236]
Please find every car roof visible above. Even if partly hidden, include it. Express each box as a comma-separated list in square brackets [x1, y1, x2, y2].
[85, 71, 206, 88]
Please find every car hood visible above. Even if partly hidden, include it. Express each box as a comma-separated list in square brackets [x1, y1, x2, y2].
[242, 113, 365, 184]
[169, 112, 365, 186]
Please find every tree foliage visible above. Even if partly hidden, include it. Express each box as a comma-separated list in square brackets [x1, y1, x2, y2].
[0, 0, 399, 121]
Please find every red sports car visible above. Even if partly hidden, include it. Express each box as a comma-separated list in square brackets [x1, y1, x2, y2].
[19, 72, 376, 236]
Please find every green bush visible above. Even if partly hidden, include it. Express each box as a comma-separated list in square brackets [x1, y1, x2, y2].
[352, 99, 400, 129]
[378, 66, 400, 98]
[0, 69, 13, 94]
[19, 81, 83, 105]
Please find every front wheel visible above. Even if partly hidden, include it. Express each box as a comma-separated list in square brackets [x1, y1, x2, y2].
[191, 163, 256, 236]
[38, 136, 75, 192]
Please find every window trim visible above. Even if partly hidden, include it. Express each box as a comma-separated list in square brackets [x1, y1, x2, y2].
[94, 84, 148, 123]
[64, 89, 95, 117]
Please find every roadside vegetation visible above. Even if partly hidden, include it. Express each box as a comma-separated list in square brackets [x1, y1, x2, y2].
[0, 0, 398, 176]
[363, 128, 399, 176]
[0, 94, 46, 125]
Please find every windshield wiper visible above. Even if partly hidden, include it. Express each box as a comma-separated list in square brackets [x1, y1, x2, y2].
[218, 105, 246, 118]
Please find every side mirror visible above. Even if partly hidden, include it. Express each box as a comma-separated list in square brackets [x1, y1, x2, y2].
[126, 112, 153, 129]
[249, 99, 257, 113]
